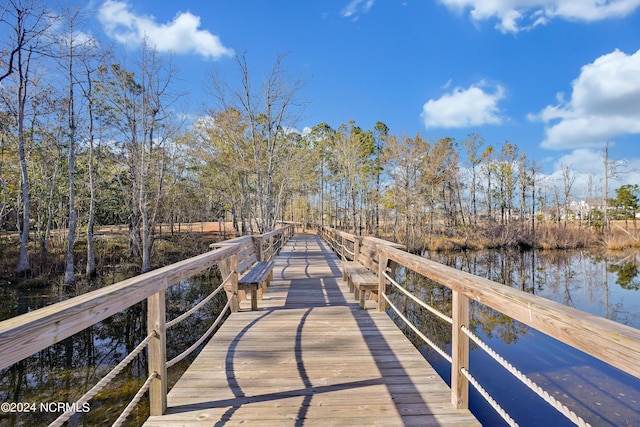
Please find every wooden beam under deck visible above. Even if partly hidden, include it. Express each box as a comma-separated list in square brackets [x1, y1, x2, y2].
[143, 233, 480, 427]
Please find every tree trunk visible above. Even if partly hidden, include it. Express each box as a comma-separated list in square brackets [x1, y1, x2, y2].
[65, 47, 77, 285]
[40, 149, 61, 272]
[85, 76, 96, 278]
[16, 49, 31, 276]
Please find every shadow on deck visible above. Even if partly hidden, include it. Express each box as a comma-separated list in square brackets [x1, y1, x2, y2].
[143, 233, 480, 426]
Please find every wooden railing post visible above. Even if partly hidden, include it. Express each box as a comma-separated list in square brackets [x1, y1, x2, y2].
[451, 290, 470, 409]
[354, 237, 361, 263]
[253, 236, 263, 262]
[230, 254, 239, 312]
[269, 236, 274, 259]
[377, 254, 388, 312]
[148, 287, 167, 416]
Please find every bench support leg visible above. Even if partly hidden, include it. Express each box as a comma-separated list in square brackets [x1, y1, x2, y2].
[251, 289, 258, 311]
[359, 290, 366, 310]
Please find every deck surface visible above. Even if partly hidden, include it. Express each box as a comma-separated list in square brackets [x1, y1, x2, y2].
[143, 233, 480, 426]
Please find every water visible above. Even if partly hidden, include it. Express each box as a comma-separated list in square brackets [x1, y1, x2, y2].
[388, 248, 640, 426]
[0, 273, 225, 426]
[2, 249, 639, 426]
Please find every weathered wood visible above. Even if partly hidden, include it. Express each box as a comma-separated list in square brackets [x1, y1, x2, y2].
[451, 291, 469, 409]
[143, 234, 479, 427]
[0, 224, 294, 427]
[0, 243, 240, 371]
[347, 266, 379, 309]
[230, 254, 239, 313]
[377, 244, 640, 380]
[239, 261, 274, 285]
[148, 288, 167, 415]
[237, 260, 275, 311]
[378, 254, 388, 312]
[238, 253, 258, 275]
[339, 234, 402, 310]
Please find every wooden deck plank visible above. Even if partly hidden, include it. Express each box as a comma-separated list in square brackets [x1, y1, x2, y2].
[143, 234, 480, 427]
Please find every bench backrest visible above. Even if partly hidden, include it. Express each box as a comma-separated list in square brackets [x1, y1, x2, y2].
[211, 236, 258, 279]
[355, 236, 405, 273]
[236, 241, 258, 276]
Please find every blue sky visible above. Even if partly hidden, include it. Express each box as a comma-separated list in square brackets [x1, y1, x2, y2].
[87, 1, 640, 188]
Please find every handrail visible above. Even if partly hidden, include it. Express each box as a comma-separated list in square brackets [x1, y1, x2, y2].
[321, 227, 352, 261]
[0, 243, 239, 370]
[376, 244, 640, 379]
[321, 226, 404, 271]
[0, 224, 294, 425]
[317, 227, 640, 426]
[373, 242, 640, 426]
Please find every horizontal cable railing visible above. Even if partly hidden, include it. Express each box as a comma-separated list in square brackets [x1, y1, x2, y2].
[373, 243, 640, 427]
[166, 271, 233, 329]
[167, 280, 236, 368]
[382, 267, 589, 426]
[49, 331, 157, 427]
[0, 225, 294, 426]
[380, 290, 452, 363]
[113, 372, 157, 427]
[316, 227, 640, 426]
[382, 269, 453, 325]
[320, 227, 357, 261]
[461, 325, 590, 427]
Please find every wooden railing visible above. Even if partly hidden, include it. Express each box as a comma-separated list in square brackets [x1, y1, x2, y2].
[320, 226, 404, 269]
[0, 225, 294, 426]
[320, 227, 640, 427]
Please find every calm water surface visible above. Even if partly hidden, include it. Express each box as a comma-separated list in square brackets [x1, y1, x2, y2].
[388, 248, 640, 427]
[1, 249, 639, 426]
[0, 273, 225, 426]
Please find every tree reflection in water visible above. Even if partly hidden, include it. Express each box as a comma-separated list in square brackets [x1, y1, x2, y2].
[387, 248, 640, 427]
[0, 271, 225, 426]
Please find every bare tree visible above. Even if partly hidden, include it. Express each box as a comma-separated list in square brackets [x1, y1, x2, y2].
[372, 122, 388, 236]
[383, 133, 428, 248]
[462, 133, 483, 227]
[603, 142, 627, 231]
[560, 163, 575, 228]
[56, 4, 81, 284]
[51, 3, 103, 280]
[81, 54, 101, 278]
[207, 52, 305, 233]
[1, 0, 56, 275]
[97, 41, 181, 272]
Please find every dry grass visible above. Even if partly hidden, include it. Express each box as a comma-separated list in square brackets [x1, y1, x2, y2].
[0, 222, 238, 288]
[604, 222, 640, 250]
[414, 222, 607, 252]
[534, 224, 599, 250]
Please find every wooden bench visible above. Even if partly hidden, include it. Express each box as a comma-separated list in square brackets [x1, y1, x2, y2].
[342, 260, 378, 310]
[238, 260, 274, 310]
[336, 235, 405, 310]
[213, 236, 275, 311]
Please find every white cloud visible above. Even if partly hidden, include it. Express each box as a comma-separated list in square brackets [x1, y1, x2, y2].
[543, 148, 640, 198]
[533, 49, 640, 150]
[421, 81, 505, 128]
[341, 0, 375, 19]
[554, 148, 605, 175]
[98, 0, 234, 59]
[439, 0, 640, 33]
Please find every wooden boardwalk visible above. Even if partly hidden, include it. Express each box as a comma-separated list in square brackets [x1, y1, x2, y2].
[143, 233, 480, 426]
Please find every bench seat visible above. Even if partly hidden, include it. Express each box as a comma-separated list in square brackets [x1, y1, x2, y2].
[342, 261, 378, 309]
[238, 261, 275, 310]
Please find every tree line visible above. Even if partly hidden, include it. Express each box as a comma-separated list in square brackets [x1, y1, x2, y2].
[1, 1, 637, 285]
